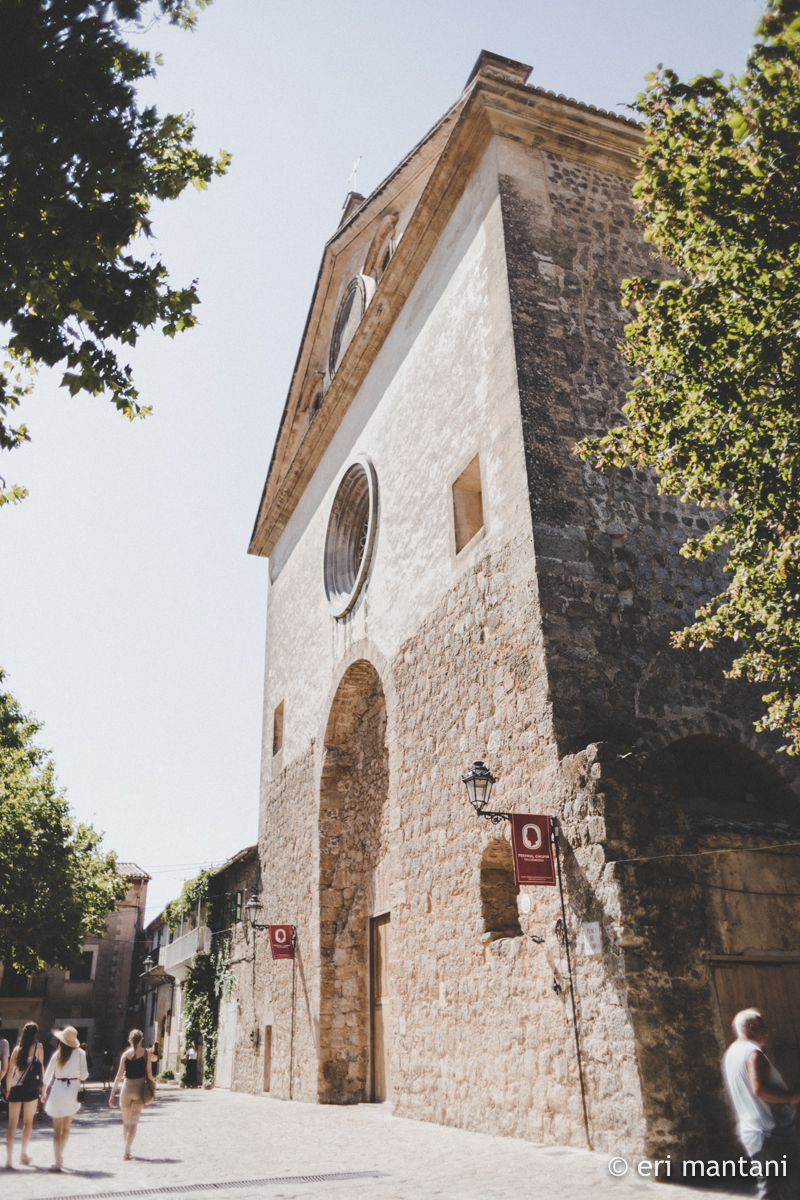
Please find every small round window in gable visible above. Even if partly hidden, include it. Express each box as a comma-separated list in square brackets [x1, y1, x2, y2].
[329, 275, 375, 377]
[323, 456, 378, 618]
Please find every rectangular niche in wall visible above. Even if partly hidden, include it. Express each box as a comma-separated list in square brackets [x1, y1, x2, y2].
[272, 701, 284, 757]
[452, 454, 483, 554]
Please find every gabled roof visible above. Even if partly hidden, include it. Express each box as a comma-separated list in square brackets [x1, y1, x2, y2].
[117, 862, 151, 881]
[248, 51, 643, 561]
[211, 845, 258, 878]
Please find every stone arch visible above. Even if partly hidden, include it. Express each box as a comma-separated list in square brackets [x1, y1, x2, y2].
[479, 838, 522, 938]
[644, 710, 800, 797]
[318, 659, 389, 1103]
[666, 734, 800, 825]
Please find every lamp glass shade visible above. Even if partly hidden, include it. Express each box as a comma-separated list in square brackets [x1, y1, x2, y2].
[461, 761, 496, 812]
[143, 955, 154, 973]
[245, 894, 263, 926]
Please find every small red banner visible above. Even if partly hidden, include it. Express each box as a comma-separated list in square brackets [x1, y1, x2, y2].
[510, 815, 556, 887]
[268, 925, 295, 960]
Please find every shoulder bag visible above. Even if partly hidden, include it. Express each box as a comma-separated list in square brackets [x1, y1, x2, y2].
[143, 1076, 156, 1106]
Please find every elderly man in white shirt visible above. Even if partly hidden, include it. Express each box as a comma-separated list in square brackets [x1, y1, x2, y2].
[723, 1009, 800, 1200]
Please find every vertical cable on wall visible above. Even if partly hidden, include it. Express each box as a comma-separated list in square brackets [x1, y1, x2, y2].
[552, 818, 592, 1151]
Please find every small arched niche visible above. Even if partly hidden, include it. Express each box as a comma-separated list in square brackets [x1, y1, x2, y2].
[363, 213, 398, 283]
[666, 735, 800, 826]
[329, 275, 375, 377]
[480, 838, 522, 938]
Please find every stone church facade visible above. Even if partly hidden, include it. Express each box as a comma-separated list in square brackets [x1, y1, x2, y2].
[236, 52, 800, 1159]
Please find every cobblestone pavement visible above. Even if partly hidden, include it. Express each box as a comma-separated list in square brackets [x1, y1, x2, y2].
[2, 1084, 747, 1200]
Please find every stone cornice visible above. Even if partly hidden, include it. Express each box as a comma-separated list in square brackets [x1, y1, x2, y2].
[248, 78, 644, 560]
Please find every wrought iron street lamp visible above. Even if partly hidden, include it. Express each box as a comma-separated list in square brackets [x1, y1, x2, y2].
[461, 761, 511, 824]
[245, 892, 272, 930]
[142, 954, 155, 973]
[245, 892, 263, 926]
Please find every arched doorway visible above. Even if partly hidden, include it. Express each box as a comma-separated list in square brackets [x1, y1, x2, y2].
[318, 660, 390, 1103]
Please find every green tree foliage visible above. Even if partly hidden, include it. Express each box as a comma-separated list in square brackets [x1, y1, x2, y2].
[0, 0, 229, 504]
[0, 671, 127, 973]
[163, 866, 214, 931]
[577, 1, 800, 753]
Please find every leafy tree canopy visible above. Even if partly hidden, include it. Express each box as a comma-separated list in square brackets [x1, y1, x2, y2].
[577, 0, 800, 754]
[0, 670, 127, 974]
[0, 0, 229, 505]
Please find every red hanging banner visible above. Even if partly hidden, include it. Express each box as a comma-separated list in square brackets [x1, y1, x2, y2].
[268, 925, 295, 960]
[510, 815, 556, 886]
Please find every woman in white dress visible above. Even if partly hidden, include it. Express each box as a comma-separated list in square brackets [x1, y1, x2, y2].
[43, 1027, 88, 1173]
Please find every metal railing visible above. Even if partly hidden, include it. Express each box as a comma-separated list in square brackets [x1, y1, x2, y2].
[158, 925, 211, 971]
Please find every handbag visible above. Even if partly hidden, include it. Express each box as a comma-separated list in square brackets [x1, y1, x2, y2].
[77, 1086, 87, 1103]
[142, 1077, 156, 1106]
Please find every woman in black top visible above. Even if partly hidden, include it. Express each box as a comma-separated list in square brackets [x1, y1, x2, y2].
[3, 1022, 44, 1169]
[109, 1031, 154, 1160]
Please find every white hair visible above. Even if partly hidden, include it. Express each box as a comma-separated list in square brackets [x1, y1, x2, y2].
[733, 1008, 763, 1038]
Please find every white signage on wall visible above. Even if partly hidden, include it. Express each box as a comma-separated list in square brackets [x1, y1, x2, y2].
[582, 921, 602, 957]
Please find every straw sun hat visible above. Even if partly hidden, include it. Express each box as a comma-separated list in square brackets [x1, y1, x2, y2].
[54, 1026, 80, 1048]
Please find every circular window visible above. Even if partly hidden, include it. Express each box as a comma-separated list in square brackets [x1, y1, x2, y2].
[323, 456, 378, 618]
[329, 276, 375, 377]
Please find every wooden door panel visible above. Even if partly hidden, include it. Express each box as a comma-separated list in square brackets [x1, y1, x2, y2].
[714, 963, 800, 1088]
[370, 914, 391, 1102]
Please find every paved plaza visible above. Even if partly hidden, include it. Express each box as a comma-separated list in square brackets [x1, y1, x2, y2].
[3, 1085, 748, 1200]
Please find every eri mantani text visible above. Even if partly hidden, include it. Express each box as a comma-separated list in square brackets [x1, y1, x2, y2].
[609, 1157, 789, 1178]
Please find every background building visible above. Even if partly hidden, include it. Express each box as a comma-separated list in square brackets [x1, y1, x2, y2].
[233, 49, 800, 1162]
[138, 846, 258, 1084]
[0, 863, 149, 1072]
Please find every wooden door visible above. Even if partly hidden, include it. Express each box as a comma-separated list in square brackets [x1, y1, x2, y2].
[263, 1025, 272, 1092]
[370, 913, 392, 1102]
[714, 962, 800, 1087]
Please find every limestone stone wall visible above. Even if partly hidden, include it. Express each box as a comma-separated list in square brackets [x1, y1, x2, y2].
[384, 540, 645, 1153]
[498, 136, 800, 793]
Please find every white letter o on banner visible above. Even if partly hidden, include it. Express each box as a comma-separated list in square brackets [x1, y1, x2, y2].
[275, 928, 286, 943]
[522, 823, 542, 851]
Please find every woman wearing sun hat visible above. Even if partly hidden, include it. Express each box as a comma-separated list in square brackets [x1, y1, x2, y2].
[42, 1027, 88, 1172]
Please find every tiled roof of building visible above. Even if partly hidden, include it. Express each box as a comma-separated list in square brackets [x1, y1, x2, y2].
[116, 862, 151, 881]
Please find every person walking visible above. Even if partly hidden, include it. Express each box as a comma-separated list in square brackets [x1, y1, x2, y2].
[723, 1008, 800, 1200]
[0, 1019, 9, 1116]
[42, 1027, 88, 1173]
[183, 1041, 199, 1088]
[0, 1019, 9, 1096]
[101, 1047, 114, 1091]
[81, 1043, 93, 1075]
[109, 1030, 154, 1161]
[3, 1022, 44, 1169]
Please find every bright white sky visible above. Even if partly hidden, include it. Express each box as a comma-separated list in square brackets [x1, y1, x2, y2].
[1, 0, 763, 921]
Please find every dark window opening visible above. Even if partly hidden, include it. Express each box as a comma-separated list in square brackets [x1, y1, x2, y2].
[229, 890, 244, 926]
[69, 950, 94, 982]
